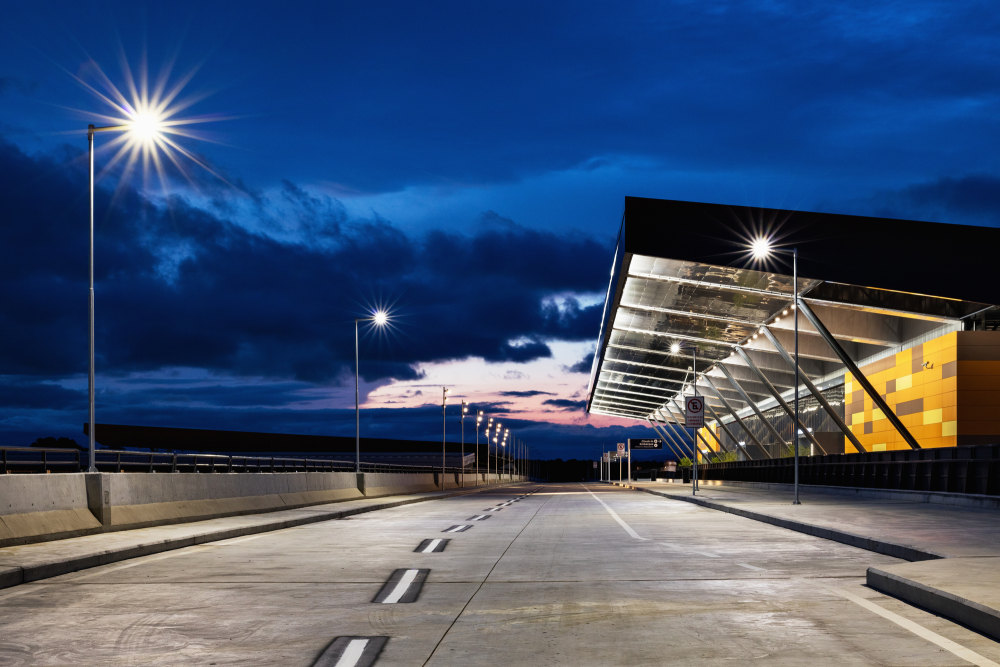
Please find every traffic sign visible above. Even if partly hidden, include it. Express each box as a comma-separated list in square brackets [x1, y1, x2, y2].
[629, 438, 662, 450]
[685, 396, 705, 428]
[617, 442, 626, 457]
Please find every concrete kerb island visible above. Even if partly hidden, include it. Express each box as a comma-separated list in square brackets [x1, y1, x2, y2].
[0, 472, 521, 548]
[610, 479, 1000, 642]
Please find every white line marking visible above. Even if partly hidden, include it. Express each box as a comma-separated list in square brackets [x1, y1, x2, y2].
[69, 545, 214, 580]
[824, 583, 1000, 667]
[421, 539, 443, 553]
[584, 486, 648, 541]
[334, 638, 368, 667]
[382, 569, 420, 604]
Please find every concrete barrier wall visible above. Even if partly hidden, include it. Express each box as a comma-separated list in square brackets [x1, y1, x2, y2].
[362, 473, 438, 497]
[0, 475, 100, 544]
[0, 470, 450, 547]
[100, 472, 364, 530]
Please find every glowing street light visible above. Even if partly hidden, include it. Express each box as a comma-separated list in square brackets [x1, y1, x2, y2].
[355, 309, 391, 473]
[750, 236, 802, 505]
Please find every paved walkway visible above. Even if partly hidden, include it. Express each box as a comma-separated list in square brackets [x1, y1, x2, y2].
[615, 479, 1000, 641]
[0, 484, 500, 590]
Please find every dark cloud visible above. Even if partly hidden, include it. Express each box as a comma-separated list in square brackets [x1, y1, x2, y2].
[543, 398, 586, 411]
[566, 350, 596, 375]
[500, 390, 554, 398]
[0, 141, 609, 387]
[866, 174, 1000, 227]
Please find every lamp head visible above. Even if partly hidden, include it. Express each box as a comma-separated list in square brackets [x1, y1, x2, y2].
[750, 236, 772, 260]
[128, 108, 164, 145]
[371, 309, 389, 327]
[670, 341, 681, 355]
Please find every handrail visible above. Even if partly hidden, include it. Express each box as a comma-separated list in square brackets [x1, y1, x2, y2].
[0, 447, 482, 475]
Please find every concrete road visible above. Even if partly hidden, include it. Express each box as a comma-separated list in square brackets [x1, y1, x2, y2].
[1, 483, 998, 666]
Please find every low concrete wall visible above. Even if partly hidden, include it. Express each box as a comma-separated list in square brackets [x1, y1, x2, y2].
[0, 474, 100, 544]
[362, 473, 438, 497]
[0, 470, 445, 547]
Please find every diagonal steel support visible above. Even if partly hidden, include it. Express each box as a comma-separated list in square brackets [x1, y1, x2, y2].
[670, 397, 730, 457]
[701, 375, 771, 459]
[662, 403, 715, 465]
[797, 299, 921, 450]
[717, 363, 788, 450]
[761, 326, 866, 454]
[705, 403, 754, 460]
[655, 408, 696, 459]
[733, 346, 828, 456]
[647, 417, 687, 461]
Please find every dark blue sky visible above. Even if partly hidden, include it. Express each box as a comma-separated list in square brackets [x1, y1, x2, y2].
[2, 1, 999, 459]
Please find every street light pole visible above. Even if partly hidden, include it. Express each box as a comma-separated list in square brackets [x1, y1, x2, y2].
[752, 237, 801, 505]
[461, 400, 467, 488]
[476, 410, 483, 486]
[442, 387, 449, 489]
[793, 247, 801, 505]
[87, 120, 159, 473]
[355, 310, 390, 474]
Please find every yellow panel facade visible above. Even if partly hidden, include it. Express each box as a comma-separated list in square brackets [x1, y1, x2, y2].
[844, 331, 1000, 450]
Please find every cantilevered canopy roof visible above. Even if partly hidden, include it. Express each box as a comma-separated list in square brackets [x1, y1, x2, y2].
[587, 198, 1000, 425]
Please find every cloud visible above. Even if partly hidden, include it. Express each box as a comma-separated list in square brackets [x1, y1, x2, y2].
[543, 398, 586, 411]
[868, 174, 1000, 227]
[500, 390, 554, 398]
[0, 140, 610, 386]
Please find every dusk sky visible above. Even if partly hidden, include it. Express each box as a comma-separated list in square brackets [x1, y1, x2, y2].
[2, 1, 999, 460]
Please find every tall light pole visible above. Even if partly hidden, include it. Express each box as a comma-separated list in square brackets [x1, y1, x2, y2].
[752, 238, 801, 504]
[460, 400, 468, 487]
[355, 309, 390, 473]
[486, 417, 493, 482]
[88, 115, 166, 472]
[442, 387, 449, 489]
[476, 410, 483, 486]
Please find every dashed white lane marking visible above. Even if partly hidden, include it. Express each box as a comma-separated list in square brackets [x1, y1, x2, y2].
[468, 515, 491, 521]
[313, 636, 388, 667]
[822, 583, 1000, 667]
[442, 524, 472, 533]
[583, 485, 648, 541]
[334, 639, 368, 667]
[417, 538, 446, 553]
[375, 568, 428, 604]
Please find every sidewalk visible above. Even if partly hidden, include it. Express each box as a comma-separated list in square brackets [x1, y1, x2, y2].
[0, 484, 506, 591]
[615, 479, 1000, 641]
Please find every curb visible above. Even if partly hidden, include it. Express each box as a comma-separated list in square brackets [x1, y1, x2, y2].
[620, 483, 944, 561]
[0, 484, 508, 590]
[867, 566, 1000, 642]
[615, 482, 1000, 642]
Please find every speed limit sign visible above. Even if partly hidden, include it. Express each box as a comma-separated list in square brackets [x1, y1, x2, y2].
[685, 396, 705, 428]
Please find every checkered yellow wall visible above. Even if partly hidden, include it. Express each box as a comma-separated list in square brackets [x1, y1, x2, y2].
[844, 331, 1000, 452]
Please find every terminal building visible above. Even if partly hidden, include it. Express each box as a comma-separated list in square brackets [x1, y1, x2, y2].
[586, 197, 1000, 463]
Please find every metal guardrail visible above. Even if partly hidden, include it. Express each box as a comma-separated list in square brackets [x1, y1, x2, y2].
[0, 447, 477, 475]
[697, 443, 1000, 496]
